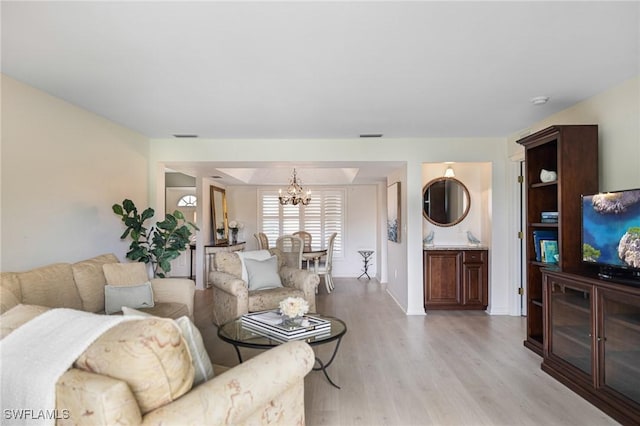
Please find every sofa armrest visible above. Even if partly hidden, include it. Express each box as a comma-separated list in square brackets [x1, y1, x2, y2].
[150, 278, 195, 319]
[141, 341, 314, 425]
[209, 271, 248, 297]
[280, 267, 319, 312]
[56, 368, 142, 425]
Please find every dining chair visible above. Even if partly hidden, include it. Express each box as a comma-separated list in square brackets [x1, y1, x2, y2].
[317, 232, 337, 293]
[275, 235, 304, 269]
[293, 231, 312, 252]
[254, 232, 270, 250]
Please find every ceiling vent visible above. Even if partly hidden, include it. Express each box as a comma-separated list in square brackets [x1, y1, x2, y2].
[173, 134, 199, 138]
[359, 134, 383, 138]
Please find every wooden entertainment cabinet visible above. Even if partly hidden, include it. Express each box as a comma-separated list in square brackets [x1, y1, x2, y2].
[542, 268, 640, 425]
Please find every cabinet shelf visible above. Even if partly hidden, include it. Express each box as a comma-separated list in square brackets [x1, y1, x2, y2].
[531, 180, 559, 188]
[531, 222, 559, 228]
[553, 294, 591, 313]
[554, 325, 591, 350]
[607, 314, 640, 333]
[607, 350, 640, 375]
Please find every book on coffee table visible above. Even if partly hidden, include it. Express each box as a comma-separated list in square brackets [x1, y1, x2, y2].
[241, 310, 330, 339]
[242, 322, 332, 342]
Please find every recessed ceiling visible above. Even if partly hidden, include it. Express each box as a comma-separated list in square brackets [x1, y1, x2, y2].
[2, 1, 638, 139]
[164, 161, 404, 185]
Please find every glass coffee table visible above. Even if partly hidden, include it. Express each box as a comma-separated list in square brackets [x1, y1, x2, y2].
[218, 314, 347, 389]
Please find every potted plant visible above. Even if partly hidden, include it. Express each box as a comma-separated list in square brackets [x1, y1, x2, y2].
[112, 199, 199, 278]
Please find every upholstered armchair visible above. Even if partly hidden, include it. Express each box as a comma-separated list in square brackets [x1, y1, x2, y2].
[209, 249, 319, 326]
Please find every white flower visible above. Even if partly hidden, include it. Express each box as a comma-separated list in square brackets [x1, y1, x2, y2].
[229, 220, 238, 229]
[279, 296, 309, 319]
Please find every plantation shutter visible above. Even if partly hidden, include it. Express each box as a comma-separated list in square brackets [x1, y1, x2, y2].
[259, 188, 345, 258]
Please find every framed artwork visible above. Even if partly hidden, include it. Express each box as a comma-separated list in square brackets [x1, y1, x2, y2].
[387, 182, 401, 243]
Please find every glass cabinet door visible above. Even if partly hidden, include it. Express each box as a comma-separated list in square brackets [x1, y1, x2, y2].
[548, 279, 593, 375]
[599, 289, 640, 405]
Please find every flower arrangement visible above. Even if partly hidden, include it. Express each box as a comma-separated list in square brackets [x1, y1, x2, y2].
[279, 296, 309, 319]
[228, 220, 243, 231]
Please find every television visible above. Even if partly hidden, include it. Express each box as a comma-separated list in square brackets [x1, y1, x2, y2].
[582, 188, 640, 285]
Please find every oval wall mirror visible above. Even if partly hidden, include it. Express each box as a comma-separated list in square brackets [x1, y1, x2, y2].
[422, 177, 471, 227]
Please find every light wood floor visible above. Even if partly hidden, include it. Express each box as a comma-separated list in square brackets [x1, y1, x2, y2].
[194, 278, 619, 426]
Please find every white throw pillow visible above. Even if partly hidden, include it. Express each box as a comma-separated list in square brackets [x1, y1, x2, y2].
[122, 307, 214, 385]
[236, 250, 272, 282]
[244, 256, 283, 291]
[104, 282, 155, 315]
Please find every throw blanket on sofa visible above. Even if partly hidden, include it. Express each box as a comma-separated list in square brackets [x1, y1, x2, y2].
[0, 309, 134, 426]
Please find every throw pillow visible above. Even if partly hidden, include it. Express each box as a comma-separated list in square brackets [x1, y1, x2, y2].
[103, 262, 149, 286]
[75, 318, 193, 414]
[237, 250, 272, 282]
[104, 282, 155, 315]
[244, 256, 283, 291]
[122, 307, 214, 385]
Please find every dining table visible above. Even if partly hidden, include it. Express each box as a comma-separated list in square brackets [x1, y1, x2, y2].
[302, 249, 327, 273]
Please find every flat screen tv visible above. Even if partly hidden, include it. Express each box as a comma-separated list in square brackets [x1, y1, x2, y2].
[582, 188, 640, 285]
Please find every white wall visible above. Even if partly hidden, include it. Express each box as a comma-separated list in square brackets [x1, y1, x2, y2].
[1, 75, 149, 271]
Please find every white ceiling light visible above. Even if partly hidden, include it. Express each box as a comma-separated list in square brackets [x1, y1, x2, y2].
[530, 96, 550, 105]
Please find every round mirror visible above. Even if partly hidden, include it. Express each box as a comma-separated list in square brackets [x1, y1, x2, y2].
[422, 177, 471, 227]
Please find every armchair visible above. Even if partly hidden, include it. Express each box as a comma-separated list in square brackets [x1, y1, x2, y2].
[209, 249, 319, 326]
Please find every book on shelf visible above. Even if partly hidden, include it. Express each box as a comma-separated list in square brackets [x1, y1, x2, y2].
[540, 240, 559, 263]
[533, 230, 558, 262]
[241, 310, 331, 339]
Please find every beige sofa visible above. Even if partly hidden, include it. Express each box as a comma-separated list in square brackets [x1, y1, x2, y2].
[0, 306, 315, 425]
[0, 253, 195, 320]
[210, 248, 320, 326]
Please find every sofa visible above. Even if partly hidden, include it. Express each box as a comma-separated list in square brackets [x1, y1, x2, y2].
[0, 253, 195, 321]
[210, 248, 320, 326]
[0, 305, 315, 425]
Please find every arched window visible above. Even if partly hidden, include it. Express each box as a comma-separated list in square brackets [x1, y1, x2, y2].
[177, 195, 197, 207]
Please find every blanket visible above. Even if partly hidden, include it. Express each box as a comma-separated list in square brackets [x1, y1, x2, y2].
[0, 309, 134, 426]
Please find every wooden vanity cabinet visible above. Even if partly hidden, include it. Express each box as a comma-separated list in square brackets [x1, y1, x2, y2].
[423, 248, 488, 310]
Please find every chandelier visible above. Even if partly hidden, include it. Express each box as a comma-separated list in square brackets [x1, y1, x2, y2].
[279, 168, 311, 206]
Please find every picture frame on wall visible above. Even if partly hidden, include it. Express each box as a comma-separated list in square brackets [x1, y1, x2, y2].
[387, 182, 401, 243]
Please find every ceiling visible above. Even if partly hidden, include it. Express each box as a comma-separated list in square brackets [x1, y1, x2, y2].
[2, 1, 638, 184]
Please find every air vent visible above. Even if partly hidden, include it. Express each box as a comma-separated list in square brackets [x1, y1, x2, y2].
[173, 134, 198, 138]
[359, 134, 383, 138]
[210, 175, 223, 179]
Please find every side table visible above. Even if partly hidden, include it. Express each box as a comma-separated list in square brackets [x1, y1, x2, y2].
[357, 250, 374, 280]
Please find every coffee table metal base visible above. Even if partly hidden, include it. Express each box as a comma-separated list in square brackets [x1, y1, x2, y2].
[229, 336, 343, 389]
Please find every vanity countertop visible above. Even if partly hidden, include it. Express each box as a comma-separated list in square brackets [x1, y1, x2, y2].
[423, 245, 489, 251]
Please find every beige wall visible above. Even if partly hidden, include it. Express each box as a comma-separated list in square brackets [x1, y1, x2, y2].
[508, 75, 640, 191]
[1, 75, 149, 271]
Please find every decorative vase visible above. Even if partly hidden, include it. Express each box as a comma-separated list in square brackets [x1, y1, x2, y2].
[231, 228, 238, 244]
[540, 169, 557, 183]
[281, 315, 303, 328]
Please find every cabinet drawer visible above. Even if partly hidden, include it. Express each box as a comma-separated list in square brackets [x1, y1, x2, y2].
[463, 250, 486, 263]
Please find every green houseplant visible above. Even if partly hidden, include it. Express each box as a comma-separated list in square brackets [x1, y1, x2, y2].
[113, 199, 198, 278]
